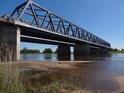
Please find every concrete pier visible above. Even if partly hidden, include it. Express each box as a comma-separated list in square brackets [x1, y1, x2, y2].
[74, 44, 90, 60]
[0, 22, 20, 62]
[90, 48, 98, 55]
[98, 48, 109, 54]
[57, 45, 70, 61]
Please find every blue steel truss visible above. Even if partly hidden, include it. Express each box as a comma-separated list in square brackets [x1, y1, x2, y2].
[3, 0, 111, 47]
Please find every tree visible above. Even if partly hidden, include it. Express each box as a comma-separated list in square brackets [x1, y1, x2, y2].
[54, 48, 58, 53]
[22, 47, 28, 53]
[21, 47, 40, 54]
[121, 48, 124, 51]
[113, 48, 119, 52]
[43, 48, 53, 53]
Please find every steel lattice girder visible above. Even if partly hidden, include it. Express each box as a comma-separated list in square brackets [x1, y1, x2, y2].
[7, 0, 110, 47]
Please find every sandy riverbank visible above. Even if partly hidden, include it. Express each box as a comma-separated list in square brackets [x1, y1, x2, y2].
[116, 76, 124, 93]
[0, 61, 122, 93]
[0, 61, 93, 72]
[0, 61, 97, 93]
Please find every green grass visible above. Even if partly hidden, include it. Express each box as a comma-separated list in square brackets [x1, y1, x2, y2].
[25, 80, 93, 93]
[109, 51, 124, 54]
[0, 63, 26, 93]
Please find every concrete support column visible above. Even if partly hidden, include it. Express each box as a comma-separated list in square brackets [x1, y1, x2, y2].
[98, 48, 109, 54]
[74, 44, 90, 60]
[90, 48, 98, 56]
[57, 45, 70, 61]
[0, 22, 20, 62]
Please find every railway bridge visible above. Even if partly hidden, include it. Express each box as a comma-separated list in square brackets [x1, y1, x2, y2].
[0, 0, 111, 62]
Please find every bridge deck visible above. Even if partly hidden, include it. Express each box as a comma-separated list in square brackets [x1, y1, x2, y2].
[0, 17, 111, 49]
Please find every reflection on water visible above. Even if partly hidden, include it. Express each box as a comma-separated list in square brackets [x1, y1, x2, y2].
[20, 54, 75, 61]
[20, 53, 124, 93]
[43, 54, 52, 61]
[20, 53, 112, 61]
[20, 54, 58, 61]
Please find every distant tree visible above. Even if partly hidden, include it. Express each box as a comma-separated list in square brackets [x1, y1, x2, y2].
[28, 49, 40, 53]
[22, 47, 28, 53]
[54, 48, 58, 53]
[113, 48, 119, 52]
[43, 48, 53, 53]
[21, 47, 40, 54]
[121, 48, 124, 51]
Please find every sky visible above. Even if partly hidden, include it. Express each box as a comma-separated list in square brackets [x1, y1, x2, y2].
[0, 0, 124, 52]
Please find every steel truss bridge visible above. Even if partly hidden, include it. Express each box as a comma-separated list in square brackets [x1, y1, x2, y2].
[2, 0, 111, 48]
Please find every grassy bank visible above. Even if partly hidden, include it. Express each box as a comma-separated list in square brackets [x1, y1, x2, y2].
[0, 62, 102, 93]
[0, 63, 25, 93]
[109, 51, 124, 54]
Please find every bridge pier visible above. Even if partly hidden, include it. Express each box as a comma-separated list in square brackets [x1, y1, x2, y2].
[90, 48, 98, 55]
[0, 22, 20, 62]
[74, 44, 90, 60]
[98, 48, 109, 54]
[57, 45, 70, 61]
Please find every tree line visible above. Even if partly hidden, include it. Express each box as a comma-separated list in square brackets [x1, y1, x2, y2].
[112, 48, 124, 52]
[20, 47, 40, 54]
[21, 47, 57, 54]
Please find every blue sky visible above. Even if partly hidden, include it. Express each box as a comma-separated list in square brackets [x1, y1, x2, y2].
[0, 0, 124, 52]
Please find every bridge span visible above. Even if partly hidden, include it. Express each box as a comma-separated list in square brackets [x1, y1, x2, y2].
[0, 0, 111, 62]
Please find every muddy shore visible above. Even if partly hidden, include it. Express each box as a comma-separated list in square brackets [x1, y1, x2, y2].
[0, 61, 93, 71]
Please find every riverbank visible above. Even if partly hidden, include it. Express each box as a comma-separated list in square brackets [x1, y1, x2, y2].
[0, 61, 95, 93]
[0, 60, 123, 93]
[116, 76, 124, 93]
[0, 61, 94, 71]
[109, 51, 124, 54]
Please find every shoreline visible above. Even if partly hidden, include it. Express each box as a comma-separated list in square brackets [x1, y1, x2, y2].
[21, 53, 57, 55]
[0, 61, 95, 72]
[115, 76, 124, 93]
[20, 52, 74, 55]
[0, 60, 94, 67]
[109, 52, 124, 54]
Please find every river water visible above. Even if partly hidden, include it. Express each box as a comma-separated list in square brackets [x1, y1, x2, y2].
[20, 53, 124, 92]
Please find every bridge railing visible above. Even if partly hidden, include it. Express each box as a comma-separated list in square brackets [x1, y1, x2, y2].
[2, 0, 111, 48]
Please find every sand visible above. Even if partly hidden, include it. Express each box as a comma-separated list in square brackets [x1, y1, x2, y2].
[116, 76, 124, 93]
[0, 61, 93, 72]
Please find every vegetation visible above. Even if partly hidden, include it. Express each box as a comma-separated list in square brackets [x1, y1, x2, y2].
[0, 63, 103, 93]
[121, 48, 124, 51]
[54, 48, 58, 53]
[43, 48, 53, 53]
[0, 64, 26, 93]
[21, 47, 40, 54]
[109, 48, 124, 53]
[20, 47, 56, 54]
